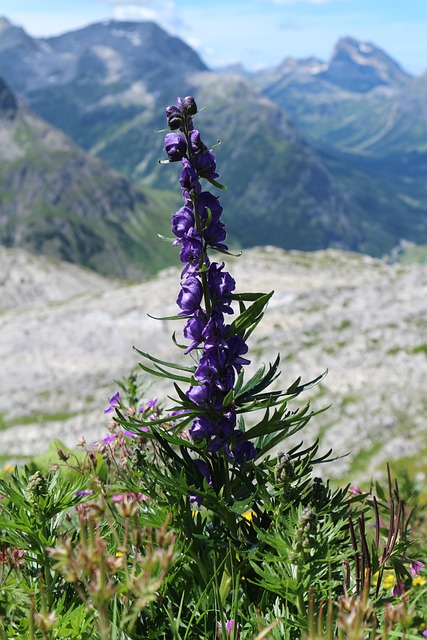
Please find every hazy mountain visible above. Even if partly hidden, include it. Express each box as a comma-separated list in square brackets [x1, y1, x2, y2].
[250, 37, 427, 252]
[319, 37, 411, 92]
[0, 75, 177, 277]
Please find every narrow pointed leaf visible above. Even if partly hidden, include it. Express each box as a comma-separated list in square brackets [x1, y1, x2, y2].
[133, 346, 196, 373]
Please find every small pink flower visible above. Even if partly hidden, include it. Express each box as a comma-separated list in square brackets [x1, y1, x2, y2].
[217, 619, 239, 638]
[348, 486, 362, 495]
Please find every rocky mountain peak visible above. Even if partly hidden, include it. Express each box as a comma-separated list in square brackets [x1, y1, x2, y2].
[0, 16, 36, 53]
[320, 36, 411, 92]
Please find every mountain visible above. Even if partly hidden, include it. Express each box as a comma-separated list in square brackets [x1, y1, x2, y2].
[319, 36, 411, 92]
[0, 74, 176, 278]
[250, 37, 427, 252]
[1, 246, 427, 486]
[0, 17, 369, 255]
[0, 18, 426, 259]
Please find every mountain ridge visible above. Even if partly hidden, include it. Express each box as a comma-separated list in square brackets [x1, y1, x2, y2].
[0, 17, 426, 263]
[0, 75, 176, 277]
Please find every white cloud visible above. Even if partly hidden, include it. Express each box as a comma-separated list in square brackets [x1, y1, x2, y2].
[101, 0, 181, 34]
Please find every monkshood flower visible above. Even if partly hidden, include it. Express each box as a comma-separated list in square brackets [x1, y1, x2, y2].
[164, 96, 256, 464]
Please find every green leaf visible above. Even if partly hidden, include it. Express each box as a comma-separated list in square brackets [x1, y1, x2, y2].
[236, 355, 281, 401]
[287, 370, 328, 395]
[137, 361, 193, 383]
[226, 291, 274, 338]
[133, 346, 196, 373]
[147, 312, 186, 321]
[204, 177, 227, 190]
[230, 292, 270, 302]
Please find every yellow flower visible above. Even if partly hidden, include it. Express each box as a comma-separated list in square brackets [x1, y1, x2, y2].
[382, 571, 396, 590]
[2, 465, 14, 474]
[242, 510, 257, 522]
[412, 576, 426, 587]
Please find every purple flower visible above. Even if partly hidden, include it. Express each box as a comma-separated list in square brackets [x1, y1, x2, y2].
[188, 129, 207, 155]
[208, 263, 235, 313]
[177, 275, 203, 315]
[75, 489, 94, 497]
[164, 132, 187, 161]
[180, 157, 198, 194]
[190, 416, 217, 440]
[195, 352, 222, 386]
[194, 458, 212, 482]
[225, 335, 250, 372]
[410, 561, 425, 576]
[392, 580, 405, 596]
[179, 95, 197, 115]
[348, 486, 362, 495]
[187, 383, 211, 406]
[123, 426, 148, 437]
[423, 630, 427, 638]
[166, 105, 183, 130]
[179, 228, 203, 267]
[202, 315, 226, 350]
[171, 205, 195, 239]
[141, 398, 158, 412]
[188, 131, 218, 178]
[233, 438, 257, 464]
[183, 311, 207, 353]
[194, 150, 219, 180]
[104, 391, 120, 414]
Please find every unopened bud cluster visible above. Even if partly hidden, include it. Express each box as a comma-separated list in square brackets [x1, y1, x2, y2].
[27, 470, 47, 499]
[290, 508, 317, 563]
[275, 452, 294, 482]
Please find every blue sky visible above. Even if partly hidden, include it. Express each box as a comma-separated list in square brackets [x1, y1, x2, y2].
[2, 0, 427, 75]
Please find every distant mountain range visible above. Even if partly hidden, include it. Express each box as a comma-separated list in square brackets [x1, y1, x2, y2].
[0, 17, 426, 269]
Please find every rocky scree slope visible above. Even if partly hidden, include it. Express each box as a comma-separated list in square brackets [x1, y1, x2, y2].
[1, 246, 426, 484]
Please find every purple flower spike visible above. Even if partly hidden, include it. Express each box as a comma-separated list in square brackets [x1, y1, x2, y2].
[164, 98, 254, 460]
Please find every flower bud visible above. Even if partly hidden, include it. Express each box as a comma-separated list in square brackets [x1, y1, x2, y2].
[166, 105, 183, 130]
[181, 96, 198, 115]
